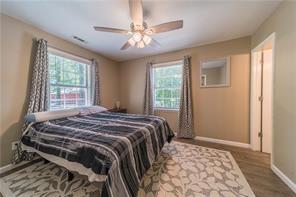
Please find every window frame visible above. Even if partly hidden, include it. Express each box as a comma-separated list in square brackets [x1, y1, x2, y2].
[152, 60, 183, 111]
[48, 47, 93, 111]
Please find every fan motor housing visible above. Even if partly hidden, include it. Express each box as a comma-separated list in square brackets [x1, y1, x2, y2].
[130, 22, 148, 32]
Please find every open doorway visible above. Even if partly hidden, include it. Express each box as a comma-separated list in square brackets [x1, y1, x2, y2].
[250, 33, 275, 157]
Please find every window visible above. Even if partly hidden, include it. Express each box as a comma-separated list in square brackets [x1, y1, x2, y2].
[152, 61, 183, 109]
[48, 50, 92, 111]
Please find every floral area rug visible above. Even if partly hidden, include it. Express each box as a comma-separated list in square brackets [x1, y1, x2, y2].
[0, 141, 254, 197]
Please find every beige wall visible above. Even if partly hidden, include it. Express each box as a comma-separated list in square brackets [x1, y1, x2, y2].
[252, 1, 296, 183]
[119, 37, 251, 144]
[0, 14, 120, 167]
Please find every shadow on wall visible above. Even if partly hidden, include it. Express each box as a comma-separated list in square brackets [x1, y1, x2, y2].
[0, 38, 36, 166]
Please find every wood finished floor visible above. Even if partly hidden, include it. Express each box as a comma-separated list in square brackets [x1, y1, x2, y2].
[0, 139, 295, 197]
[176, 139, 296, 197]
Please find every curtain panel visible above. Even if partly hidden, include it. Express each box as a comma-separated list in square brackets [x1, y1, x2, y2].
[177, 56, 194, 138]
[16, 39, 49, 164]
[92, 59, 101, 105]
[143, 62, 154, 115]
[26, 39, 49, 114]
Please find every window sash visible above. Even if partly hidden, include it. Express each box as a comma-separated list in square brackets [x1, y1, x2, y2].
[152, 62, 183, 109]
[48, 50, 92, 111]
[50, 83, 88, 88]
[49, 86, 89, 110]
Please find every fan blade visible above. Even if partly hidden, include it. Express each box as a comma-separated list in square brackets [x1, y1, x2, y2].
[147, 20, 183, 34]
[129, 0, 143, 27]
[94, 26, 129, 34]
[120, 41, 131, 50]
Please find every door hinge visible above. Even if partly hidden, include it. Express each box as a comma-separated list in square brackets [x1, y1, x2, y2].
[258, 96, 263, 102]
[258, 132, 263, 138]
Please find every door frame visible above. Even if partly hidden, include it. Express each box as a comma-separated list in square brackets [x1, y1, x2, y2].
[250, 32, 276, 163]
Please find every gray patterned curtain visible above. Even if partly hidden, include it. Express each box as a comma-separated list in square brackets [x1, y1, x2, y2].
[177, 56, 194, 138]
[143, 62, 153, 115]
[92, 59, 101, 105]
[15, 39, 49, 164]
[26, 39, 49, 114]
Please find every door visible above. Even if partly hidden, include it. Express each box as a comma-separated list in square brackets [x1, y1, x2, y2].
[262, 49, 272, 153]
[251, 33, 274, 154]
[251, 51, 263, 151]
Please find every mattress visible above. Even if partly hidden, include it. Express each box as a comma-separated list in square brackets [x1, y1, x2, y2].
[21, 111, 174, 197]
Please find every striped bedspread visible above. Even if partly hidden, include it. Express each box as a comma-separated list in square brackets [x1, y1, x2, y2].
[21, 111, 174, 197]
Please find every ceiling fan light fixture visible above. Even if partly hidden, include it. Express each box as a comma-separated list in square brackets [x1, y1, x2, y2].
[143, 35, 152, 45]
[94, 0, 183, 50]
[132, 32, 142, 42]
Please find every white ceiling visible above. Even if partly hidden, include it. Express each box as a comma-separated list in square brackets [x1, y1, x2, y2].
[1, 0, 280, 62]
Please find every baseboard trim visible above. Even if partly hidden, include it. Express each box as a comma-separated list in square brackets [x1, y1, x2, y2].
[194, 136, 250, 148]
[0, 161, 33, 174]
[0, 163, 14, 174]
[271, 164, 296, 194]
[0, 156, 39, 174]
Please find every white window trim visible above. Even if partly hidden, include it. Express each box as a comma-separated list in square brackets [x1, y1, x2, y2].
[48, 48, 93, 111]
[48, 47, 92, 65]
[152, 60, 183, 68]
[152, 60, 183, 110]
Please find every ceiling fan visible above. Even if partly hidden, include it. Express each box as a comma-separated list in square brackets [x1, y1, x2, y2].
[93, 0, 183, 50]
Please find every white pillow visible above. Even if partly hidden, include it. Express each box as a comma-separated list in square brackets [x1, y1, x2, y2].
[25, 108, 80, 123]
[78, 106, 107, 115]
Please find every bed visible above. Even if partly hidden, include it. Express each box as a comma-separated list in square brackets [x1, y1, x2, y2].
[21, 109, 174, 197]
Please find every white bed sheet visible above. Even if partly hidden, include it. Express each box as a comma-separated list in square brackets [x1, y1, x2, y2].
[22, 144, 107, 183]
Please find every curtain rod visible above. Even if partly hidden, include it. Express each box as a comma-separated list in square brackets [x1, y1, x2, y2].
[47, 45, 93, 62]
